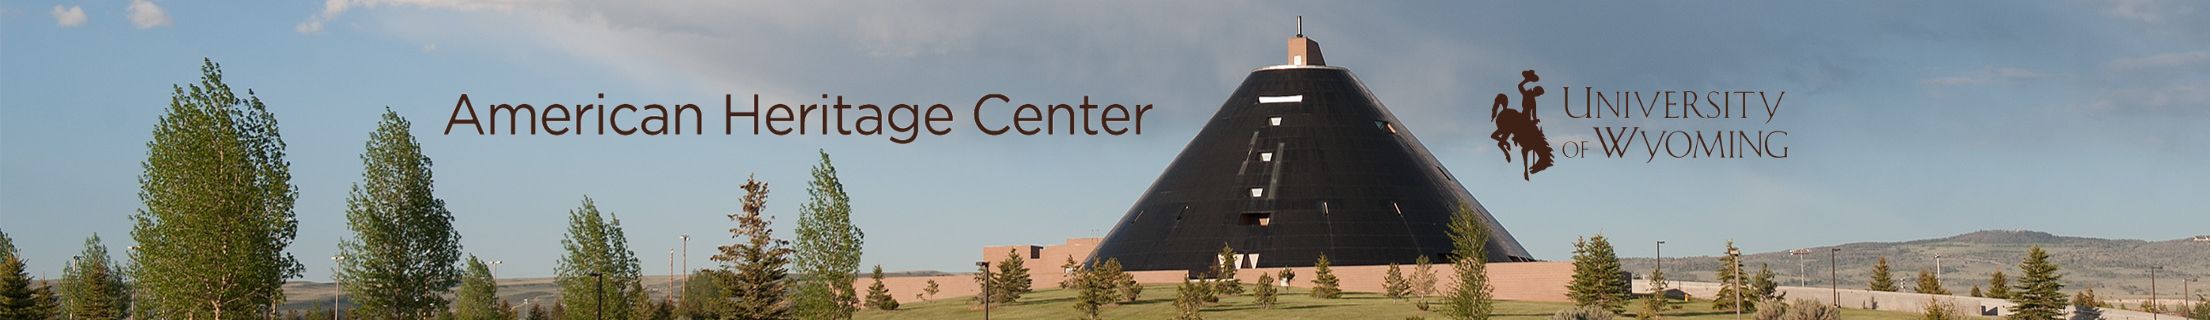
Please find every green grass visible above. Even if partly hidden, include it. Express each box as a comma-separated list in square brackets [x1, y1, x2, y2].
[855, 285, 1934, 319]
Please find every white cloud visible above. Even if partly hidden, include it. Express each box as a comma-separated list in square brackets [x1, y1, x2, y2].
[52, 5, 87, 27]
[2106, 51, 2210, 72]
[2088, 82, 2210, 116]
[297, 0, 526, 34]
[1919, 67, 2051, 87]
[128, 0, 170, 29]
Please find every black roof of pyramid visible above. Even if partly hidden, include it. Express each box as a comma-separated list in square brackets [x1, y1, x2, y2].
[1089, 31, 1533, 272]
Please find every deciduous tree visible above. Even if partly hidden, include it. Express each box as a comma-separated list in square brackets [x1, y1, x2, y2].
[556, 198, 644, 320]
[338, 110, 465, 318]
[1444, 205, 1494, 320]
[455, 256, 502, 320]
[792, 151, 865, 320]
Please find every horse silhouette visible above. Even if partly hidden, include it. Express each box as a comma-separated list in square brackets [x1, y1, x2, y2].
[1490, 70, 1554, 181]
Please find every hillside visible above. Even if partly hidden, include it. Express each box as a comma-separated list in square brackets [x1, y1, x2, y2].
[1621, 230, 2209, 299]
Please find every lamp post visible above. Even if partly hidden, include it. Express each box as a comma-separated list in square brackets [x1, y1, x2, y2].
[1790, 249, 1811, 287]
[1728, 246, 1743, 319]
[1829, 248, 1840, 307]
[1655, 240, 1665, 294]
[590, 272, 605, 320]
[977, 261, 992, 320]
[1934, 255, 1944, 289]
[668, 249, 677, 303]
[680, 234, 689, 307]
[333, 255, 345, 320]
[2150, 266, 2160, 319]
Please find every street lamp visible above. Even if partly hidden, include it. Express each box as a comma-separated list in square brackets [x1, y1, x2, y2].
[680, 234, 690, 307]
[333, 255, 345, 320]
[1655, 240, 1666, 294]
[1829, 248, 1840, 307]
[590, 272, 605, 320]
[978, 261, 992, 320]
[1790, 249, 1811, 287]
[1934, 255, 1944, 289]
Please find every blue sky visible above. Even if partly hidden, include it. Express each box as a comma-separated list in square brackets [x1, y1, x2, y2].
[3, 1, 2206, 281]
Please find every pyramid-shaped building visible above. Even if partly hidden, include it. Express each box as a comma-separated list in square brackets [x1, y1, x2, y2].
[1089, 29, 1533, 273]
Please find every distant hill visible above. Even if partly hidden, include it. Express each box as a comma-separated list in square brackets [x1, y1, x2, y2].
[1620, 230, 2209, 299]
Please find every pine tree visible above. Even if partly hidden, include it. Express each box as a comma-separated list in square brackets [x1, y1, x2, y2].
[556, 198, 644, 320]
[30, 284, 59, 319]
[713, 176, 793, 319]
[1309, 254, 1340, 299]
[1712, 241, 1754, 312]
[2008, 246, 2065, 320]
[1173, 279, 1205, 320]
[527, 303, 547, 320]
[1646, 265, 1669, 309]
[1753, 264, 1781, 300]
[1413, 255, 1439, 300]
[335, 110, 464, 318]
[1969, 285, 1982, 298]
[499, 298, 518, 320]
[1211, 244, 1243, 296]
[2069, 289, 2102, 320]
[1072, 262, 1107, 320]
[1444, 204, 1494, 320]
[1913, 268, 1948, 295]
[130, 59, 304, 319]
[863, 265, 898, 310]
[1253, 273, 1278, 308]
[61, 234, 130, 319]
[1058, 255, 1081, 289]
[1987, 271, 2011, 299]
[674, 269, 728, 319]
[1103, 258, 1139, 303]
[456, 256, 502, 320]
[1568, 235, 1629, 311]
[1635, 292, 1665, 320]
[0, 254, 33, 319]
[989, 250, 1032, 304]
[792, 151, 865, 320]
[1868, 256, 1898, 292]
[1385, 263, 1410, 299]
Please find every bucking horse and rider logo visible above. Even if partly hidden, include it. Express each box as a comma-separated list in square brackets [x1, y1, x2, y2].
[1491, 70, 1555, 181]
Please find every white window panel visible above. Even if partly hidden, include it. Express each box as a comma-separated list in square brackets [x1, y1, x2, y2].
[1257, 95, 1303, 104]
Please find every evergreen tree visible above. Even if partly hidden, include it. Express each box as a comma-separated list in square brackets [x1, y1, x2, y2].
[1072, 262, 1107, 320]
[1058, 255, 1081, 289]
[1712, 241, 1754, 312]
[989, 250, 1032, 304]
[0, 255, 33, 319]
[1753, 264, 1781, 300]
[2068, 289, 2102, 320]
[1868, 256, 1898, 292]
[1646, 265, 1669, 309]
[1444, 205, 1494, 320]
[1253, 273, 1278, 308]
[1913, 268, 1948, 295]
[1211, 244, 1243, 295]
[791, 151, 865, 320]
[1635, 293, 1665, 320]
[2008, 246, 2065, 320]
[526, 303, 547, 320]
[499, 298, 518, 320]
[30, 284, 59, 319]
[1173, 279, 1205, 320]
[1102, 258, 1138, 303]
[1970, 285, 1982, 298]
[713, 176, 793, 320]
[863, 265, 898, 310]
[455, 256, 502, 320]
[60, 234, 130, 319]
[336, 110, 464, 319]
[674, 269, 728, 319]
[1385, 263, 1410, 299]
[1568, 235, 1629, 311]
[1987, 271, 2011, 299]
[1308, 254, 1340, 299]
[130, 59, 304, 319]
[555, 198, 644, 320]
[1413, 255, 1439, 300]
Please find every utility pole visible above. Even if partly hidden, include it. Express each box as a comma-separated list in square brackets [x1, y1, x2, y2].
[1729, 246, 1743, 320]
[1656, 240, 1665, 293]
[680, 233, 689, 307]
[1791, 249, 1810, 287]
[2150, 266, 2160, 320]
[591, 272, 605, 320]
[333, 255, 345, 320]
[1935, 255, 1944, 289]
[668, 249, 677, 303]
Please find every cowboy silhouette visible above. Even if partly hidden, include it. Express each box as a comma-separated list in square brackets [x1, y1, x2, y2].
[1490, 70, 1554, 180]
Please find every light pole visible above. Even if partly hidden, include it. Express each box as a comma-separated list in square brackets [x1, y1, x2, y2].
[1791, 249, 1810, 287]
[1934, 255, 1944, 289]
[978, 261, 992, 320]
[668, 249, 677, 303]
[590, 272, 605, 320]
[1655, 240, 1665, 294]
[1729, 246, 1743, 319]
[333, 255, 345, 320]
[2149, 266, 2160, 319]
[1829, 248, 1840, 307]
[680, 234, 689, 307]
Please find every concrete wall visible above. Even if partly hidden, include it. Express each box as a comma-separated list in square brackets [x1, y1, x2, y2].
[1651, 281, 2169, 320]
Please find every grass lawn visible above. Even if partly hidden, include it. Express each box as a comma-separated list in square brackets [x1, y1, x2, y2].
[855, 285, 1936, 319]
